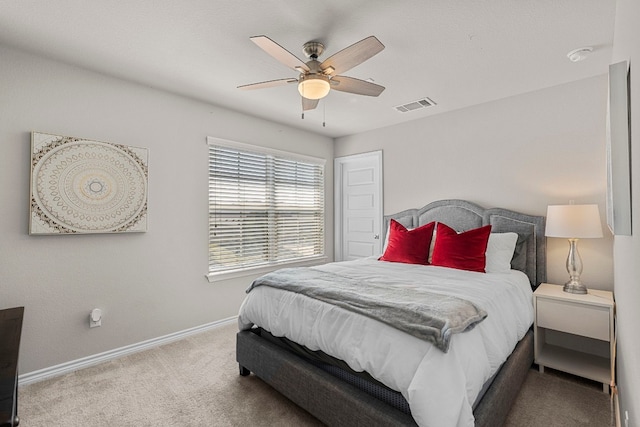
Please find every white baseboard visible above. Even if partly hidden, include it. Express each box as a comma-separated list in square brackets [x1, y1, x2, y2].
[615, 391, 621, 427]
[19, 316, 237, 386]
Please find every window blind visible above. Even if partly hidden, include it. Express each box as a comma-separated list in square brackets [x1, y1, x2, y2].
[208, 141, 324, 276]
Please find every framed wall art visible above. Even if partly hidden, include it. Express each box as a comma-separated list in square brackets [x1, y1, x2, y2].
[30, 132, 148, 234]
[605, 61, 632, 236]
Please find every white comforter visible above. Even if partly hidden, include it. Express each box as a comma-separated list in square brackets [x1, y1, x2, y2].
[238, 257, 534, 427]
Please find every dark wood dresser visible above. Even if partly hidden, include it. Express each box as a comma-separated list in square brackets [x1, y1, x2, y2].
[0, 307, 24, 427]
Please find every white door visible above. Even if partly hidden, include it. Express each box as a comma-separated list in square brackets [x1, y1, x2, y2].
[334, 151, 383, 261]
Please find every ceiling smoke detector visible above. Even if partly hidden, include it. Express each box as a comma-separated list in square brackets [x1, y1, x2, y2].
[567, 47, 593, 62]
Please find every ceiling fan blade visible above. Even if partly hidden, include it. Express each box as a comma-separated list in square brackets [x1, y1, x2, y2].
[330, 76, 385, 97]
[302, 97, 319, 111]
[320, 36, 385, 75]
[250, 35, 310, 73]
[238, 78, 297, 90]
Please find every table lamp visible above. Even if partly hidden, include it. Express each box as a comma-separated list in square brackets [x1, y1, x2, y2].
[545, 204, 603, 294]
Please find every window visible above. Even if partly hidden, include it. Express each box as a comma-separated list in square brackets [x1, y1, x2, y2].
[207, 137, 325, 279]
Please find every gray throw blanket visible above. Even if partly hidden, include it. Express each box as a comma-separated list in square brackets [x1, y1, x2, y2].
[247, 267, 487, 353]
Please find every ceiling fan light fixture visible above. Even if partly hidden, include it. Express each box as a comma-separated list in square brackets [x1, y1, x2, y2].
[298, 74, 330, 100]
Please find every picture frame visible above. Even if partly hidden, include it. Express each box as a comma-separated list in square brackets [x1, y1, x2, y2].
[30, 132, 148, 234]
[605, 61, 632, 236]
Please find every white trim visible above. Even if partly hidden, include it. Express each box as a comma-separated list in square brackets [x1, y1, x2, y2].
[18, 316, 238, 386]
[614, 392, 621, 427]
[334, 150, 384, 261]
[206, 256, 328, 283]
[206, 136, 326, 166]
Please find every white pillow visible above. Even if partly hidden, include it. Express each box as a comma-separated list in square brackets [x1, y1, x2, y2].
[427, 223, 438, 263]
[485, 232, 518, 273]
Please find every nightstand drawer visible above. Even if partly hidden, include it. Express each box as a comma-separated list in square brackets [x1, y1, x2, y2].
[536, 298, 610, 341]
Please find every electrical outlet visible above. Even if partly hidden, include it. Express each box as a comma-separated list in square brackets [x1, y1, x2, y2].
[89, 308, 102, 328]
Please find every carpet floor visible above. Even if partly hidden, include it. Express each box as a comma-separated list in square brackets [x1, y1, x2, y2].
[19, 322, 614, 426]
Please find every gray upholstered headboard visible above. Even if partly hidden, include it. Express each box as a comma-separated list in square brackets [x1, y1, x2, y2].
[382, 199, 546, 288]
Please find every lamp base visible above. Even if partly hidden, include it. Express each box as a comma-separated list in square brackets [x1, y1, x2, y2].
[563, 280, 588, 294]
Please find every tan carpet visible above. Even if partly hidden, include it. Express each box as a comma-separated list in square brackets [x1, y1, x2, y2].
[505, 367, 615, 426]
[19, 323, 613, 426]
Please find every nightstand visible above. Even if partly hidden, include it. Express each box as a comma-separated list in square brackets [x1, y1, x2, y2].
[533, 283, 614, 393]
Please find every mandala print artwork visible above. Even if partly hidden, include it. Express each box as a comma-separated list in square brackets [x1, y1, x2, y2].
[30, 132, 148, 234]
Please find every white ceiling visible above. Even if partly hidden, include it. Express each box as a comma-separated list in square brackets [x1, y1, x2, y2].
[0, 1, 616, 138]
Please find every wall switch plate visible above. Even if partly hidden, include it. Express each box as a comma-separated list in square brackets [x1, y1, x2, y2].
[89, 308, 102, 328]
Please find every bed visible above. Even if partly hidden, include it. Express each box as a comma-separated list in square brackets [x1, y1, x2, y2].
[236, 199, 546, 426]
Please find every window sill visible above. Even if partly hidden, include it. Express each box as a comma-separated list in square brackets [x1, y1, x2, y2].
[206, 256, 329, 283]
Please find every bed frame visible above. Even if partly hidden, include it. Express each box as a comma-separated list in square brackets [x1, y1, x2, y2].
[237, 199, 546, 426]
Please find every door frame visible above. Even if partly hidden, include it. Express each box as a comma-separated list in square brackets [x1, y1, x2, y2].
[334, 150, 383, 261]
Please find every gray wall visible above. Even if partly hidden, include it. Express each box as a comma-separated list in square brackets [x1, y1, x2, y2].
[336, 75, 614, 290]
[0, 45, 334, 374]
[611, 0, 640, 423]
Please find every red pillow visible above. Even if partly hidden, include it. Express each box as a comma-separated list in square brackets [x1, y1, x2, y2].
[431, 223, 492, 272]
[379, 220, 435, 265]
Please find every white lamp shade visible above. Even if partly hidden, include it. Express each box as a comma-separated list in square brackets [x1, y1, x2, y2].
[545, 204, 603, 238]
[298, 75, 330, 100]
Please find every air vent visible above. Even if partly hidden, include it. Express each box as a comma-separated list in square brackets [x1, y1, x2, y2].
[394, 97, 436, 113]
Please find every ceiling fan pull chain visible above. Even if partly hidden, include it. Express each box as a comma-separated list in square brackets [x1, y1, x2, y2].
[323, 102, 326, 127]
[301, 84, 305, 120]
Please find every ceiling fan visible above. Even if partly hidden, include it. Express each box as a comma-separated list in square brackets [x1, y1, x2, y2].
[238, 35, 386, 112]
